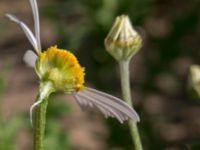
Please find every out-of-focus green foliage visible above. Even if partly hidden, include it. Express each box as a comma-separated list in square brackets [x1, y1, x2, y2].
[0, 117, 23, 150]
[45, 121, 71, 150]
[44, 94, 72, 150]
[0, 74, 23, 150]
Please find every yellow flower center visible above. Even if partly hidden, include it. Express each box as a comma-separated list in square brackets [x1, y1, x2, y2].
[35, 46, 85, 93]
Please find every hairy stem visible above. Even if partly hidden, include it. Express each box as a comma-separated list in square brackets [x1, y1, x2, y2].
[33, 82, 54, 150]
[33, 98, 48, 150]
[119, 60, 143, 150]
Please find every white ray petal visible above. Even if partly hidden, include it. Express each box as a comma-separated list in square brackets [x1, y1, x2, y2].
[23, 50, 38, 68]
[5, 13, 39, 53]
[73, 87, 140, 123]
[85, 87, 140, 121]
[29, 0, 41, 50]
[81, 91, 129, 122]
[74, 93, 124, 123]
[30, 97, 45, 126]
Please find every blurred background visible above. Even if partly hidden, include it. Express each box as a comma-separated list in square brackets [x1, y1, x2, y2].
[0, 0, 200, 150]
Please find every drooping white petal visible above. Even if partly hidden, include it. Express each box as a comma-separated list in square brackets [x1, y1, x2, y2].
[23, 50, 38, 67]
[74, 92, 124, 123]
[29, 0, 41, 50]
[5, 13, 39, 53]
[30, 97, 44, 126]
[85, 87, 140, 121]
[73, 87, 140, 123]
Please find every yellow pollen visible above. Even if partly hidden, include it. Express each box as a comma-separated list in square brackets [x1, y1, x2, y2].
[36, 46, 85, 92]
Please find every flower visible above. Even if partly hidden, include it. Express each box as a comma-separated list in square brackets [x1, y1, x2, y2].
[105, 15, 142, 61]
[6, 0, 140, 123]
[36, 46, 85, 92]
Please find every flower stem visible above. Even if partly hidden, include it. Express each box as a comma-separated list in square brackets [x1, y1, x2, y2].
[119, 60, 143, 150]
[33, 97, 48, 150]
[33, 82, 54, 150]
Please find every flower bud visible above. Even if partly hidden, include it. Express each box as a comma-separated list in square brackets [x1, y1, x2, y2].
[188, 65, 200, 96]
[105, 15, 142, 61]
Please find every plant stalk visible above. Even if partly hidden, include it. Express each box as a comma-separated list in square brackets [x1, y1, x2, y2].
[33, 82, 54, 150]
[119, 60, 143, 150]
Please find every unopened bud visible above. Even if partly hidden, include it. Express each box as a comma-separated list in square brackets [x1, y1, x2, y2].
[188, 65, 200, 96]
[105, 15, 142, 61]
